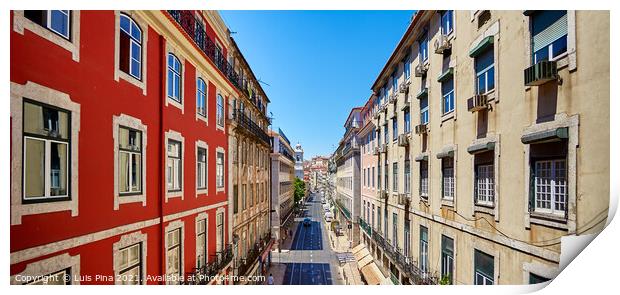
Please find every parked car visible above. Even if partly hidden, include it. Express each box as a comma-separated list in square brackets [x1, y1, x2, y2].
[303, 217, 312, 226]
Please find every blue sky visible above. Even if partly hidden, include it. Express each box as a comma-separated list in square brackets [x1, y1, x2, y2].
[220, 10, 415, 159]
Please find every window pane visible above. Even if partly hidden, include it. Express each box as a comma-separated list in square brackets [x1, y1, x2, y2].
[131, 59, 141, 79]
[475, 47, 494, 73]
[119, 152, 129, 193]
[24, 138, 45, 198]
[24, 102, 69, 139]
[487, 66, 495, 91]
[50, 142, 67, 196]
[132, 154, 141, 192]
[50, 10, 69, 37]
[130, 22, 141, 41]
[551, 35, 568, 58]
[120, 15, 130, 33]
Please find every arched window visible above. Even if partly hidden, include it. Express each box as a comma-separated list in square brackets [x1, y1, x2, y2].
[196, 78, 206, 116]
[167, 53, 182, 102]
[119, 14, 142, 80]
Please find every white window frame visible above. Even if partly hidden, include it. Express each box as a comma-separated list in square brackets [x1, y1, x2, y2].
[165, 130, 184, 201]
[195, 213, 209, 269]
[475, 164, 495, 206]
[216, 147, 225, 192]
[476, 62, 495, 95]
[10, 253, 80, 285]
[11, 82, 80, 225]
[113, 231, 147, 285]
[442, 160, 455, 200]
[165, 220, 184, 285]
[534, 159, 567, 216]
[114, 11, 148, 95]
[164, 44, 185, 113]
[13, 10, 81, 62]
[216, 93, 225, 130]
[113, 114, 148, 210]
[196, 140, 208, 196]
[196, 78, 207, 117]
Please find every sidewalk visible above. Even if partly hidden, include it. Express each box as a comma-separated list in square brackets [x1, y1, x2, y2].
[263, 217, 300, 285]
[327, 226, 363, 285]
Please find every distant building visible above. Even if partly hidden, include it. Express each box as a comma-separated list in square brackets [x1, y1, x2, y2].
[294, 143, 304, 179]
[269, 128, 296, 248]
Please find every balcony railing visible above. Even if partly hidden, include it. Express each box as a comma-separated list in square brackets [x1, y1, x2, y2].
[167, 10, 268, 116]
[232, 109, 271, 145]
[371, 231, 436, 285]
[335, 199, 351, 220]
[181, 244, 233, 285]
[359, 217, 372, 236]
[236, 232, 272, 277]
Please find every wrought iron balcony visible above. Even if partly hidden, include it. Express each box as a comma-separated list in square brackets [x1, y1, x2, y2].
[335, 199, 351, 220]
[167, 10, 269, 117]
[358, 217, 372, 236]
[181, 244, 233, 285]
[232, 109, 271, 146]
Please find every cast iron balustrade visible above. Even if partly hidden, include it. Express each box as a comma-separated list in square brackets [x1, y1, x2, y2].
[232, 109, 271, 146]
[167, 10, 270, 117]
[237, 242, 261, 276]
[359, 217, 372, 236]
[371, 230, 436, 285]
[181, 244, 234, 285]
[335, 199, 351, 220]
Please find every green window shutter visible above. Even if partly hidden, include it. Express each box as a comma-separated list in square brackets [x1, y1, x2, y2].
[533, 14, 567, 53]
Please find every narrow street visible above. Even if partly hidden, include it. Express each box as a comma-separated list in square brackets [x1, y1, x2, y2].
[269, 194, 342, 285]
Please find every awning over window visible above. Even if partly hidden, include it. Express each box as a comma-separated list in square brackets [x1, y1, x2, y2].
[521, 127, 568, 144]
[415, 154, 428, 162]
[469, 36, 494, 58]
[467, 141, 495, 154]
[437, 67, 454, 82]
[436, 146, 455, 159]
[360, 263, 385, 285]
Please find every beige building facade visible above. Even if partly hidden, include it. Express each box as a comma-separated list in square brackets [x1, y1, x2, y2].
[227, 36, 272, 281]
[269, 129, 296, 247]
[358, 10, 609, 285]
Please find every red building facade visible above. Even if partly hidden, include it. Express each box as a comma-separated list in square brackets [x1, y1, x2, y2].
[9, 10, 260, 285]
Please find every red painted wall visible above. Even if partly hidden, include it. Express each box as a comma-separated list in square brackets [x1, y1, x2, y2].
[10, 10, 231, 283]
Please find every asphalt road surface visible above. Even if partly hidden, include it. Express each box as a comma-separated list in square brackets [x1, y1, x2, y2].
[281, 194, 336, 285]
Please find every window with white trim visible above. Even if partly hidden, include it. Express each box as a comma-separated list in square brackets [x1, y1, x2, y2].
[475, 164, 494, 206]
[419, 33, 428, 62]
[23, 100, 70, 202]
[442, 158, 454, 200]
[392, 162, 398, 192]
[442, 77, 455, 114]
[196, 219, 207, 268]
[534, 159, 567, 215]
[419, 226, 428, 274]
[167, 53, 182, 103]
[404, 159, 411, 194]
[119, 14, 142, 80]
[216, 212, 224, 255]
[216, 151, 224, 188]
[167, 140, 182, 192]
[196, 147, 207, 190]
[420, 161, 428, 199]
[441, 10, 454, 35]
[474, 249, 494, 285]
[24, 10, 70, 39]
[119, 126, 142, 195]
[166, 229, 182, 282]
[441, 235, 454, 284]
[530, 11, 568, 64]
[118, 243, 142, 285]
[196, 78, 206, 117]
[420, 95, 429, 125]
[216, 94, 224, 127]
[475, 46, 495, 95]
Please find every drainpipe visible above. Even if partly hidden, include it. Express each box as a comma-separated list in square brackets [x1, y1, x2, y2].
[158, 34, 166, 284]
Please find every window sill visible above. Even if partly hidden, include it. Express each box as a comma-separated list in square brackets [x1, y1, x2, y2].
[196, 188, 208, 196]
[166, 97, 184, 113]
[530, 212, 568, 230]
[474, 204, 495, 215]
[441, 111, 455, 124]
[441, 198, 454, 208]
[196, 113, 208, 126]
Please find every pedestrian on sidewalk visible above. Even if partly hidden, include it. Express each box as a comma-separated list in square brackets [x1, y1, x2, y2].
[267, 273, 274, 285]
